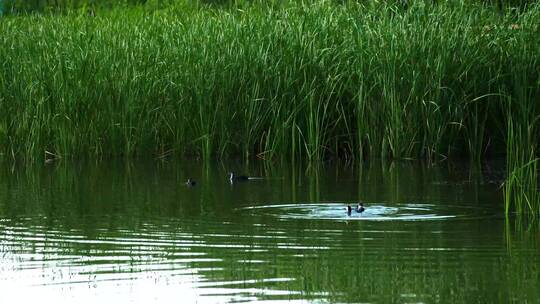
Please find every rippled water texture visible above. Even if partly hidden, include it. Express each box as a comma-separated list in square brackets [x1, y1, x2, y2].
[0, 160, 538, 303]
[240, 202, 499, 221]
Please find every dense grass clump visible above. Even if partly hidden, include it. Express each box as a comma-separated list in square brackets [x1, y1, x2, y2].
[0, 1, 539, 212]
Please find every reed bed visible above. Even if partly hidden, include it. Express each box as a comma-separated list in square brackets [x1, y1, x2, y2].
[0, 1, 539, 213]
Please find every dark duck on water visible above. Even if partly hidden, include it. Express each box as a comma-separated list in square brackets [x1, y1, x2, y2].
[228, 172, 250, 182]
[185, 178, 196, 187]
[356, 202, 365, 214]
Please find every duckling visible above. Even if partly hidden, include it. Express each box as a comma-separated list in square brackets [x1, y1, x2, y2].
[185, 178, 196, 187]
[356, 202, 365, 214]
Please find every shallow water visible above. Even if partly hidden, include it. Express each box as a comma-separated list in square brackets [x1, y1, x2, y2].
[0, 160, 538, 303]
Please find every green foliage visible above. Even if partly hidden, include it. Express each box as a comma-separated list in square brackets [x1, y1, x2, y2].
[1, 0, 148, 13]
[0, 1, 539, 214]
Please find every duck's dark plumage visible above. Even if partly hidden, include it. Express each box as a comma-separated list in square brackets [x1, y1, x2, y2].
[356, 203, 365, 214]
[185, 178, 196, 187]
[229, 172, 249, 182]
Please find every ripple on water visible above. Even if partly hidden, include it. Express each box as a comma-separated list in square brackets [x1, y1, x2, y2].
[239, 202, 497, 221]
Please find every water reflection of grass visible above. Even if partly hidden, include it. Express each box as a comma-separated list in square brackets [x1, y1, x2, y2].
[0, 161, 539, 302]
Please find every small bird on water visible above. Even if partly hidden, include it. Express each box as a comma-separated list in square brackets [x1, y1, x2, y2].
[346, 205, 352, 216]
[356, 202, 365, 214]
[185, 178, 196, 187]
[228, 172, 251, 183]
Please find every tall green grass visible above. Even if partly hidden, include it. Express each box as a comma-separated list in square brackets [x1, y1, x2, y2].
[504, 94, 539, 217]
[1, 0, 537, 14]
[1, 0, 147, 14]
[0, 1, 539, 213]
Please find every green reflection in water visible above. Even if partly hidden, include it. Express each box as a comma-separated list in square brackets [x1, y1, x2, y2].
[0, 160, 538, 303]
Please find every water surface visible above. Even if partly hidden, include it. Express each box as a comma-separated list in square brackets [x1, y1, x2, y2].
[0, 160, 538, 303]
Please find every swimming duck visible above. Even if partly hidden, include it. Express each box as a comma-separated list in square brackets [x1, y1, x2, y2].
[228, 172, 250, 182]
[185, 178, 196, 187]
[356, 202, 365, 214]
[346, 205, 352, 216]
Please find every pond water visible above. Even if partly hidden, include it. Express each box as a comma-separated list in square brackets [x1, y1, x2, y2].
[0, 160, 538, 303]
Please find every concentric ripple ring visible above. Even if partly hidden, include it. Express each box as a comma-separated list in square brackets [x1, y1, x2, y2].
[239, 202, 498, 221]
